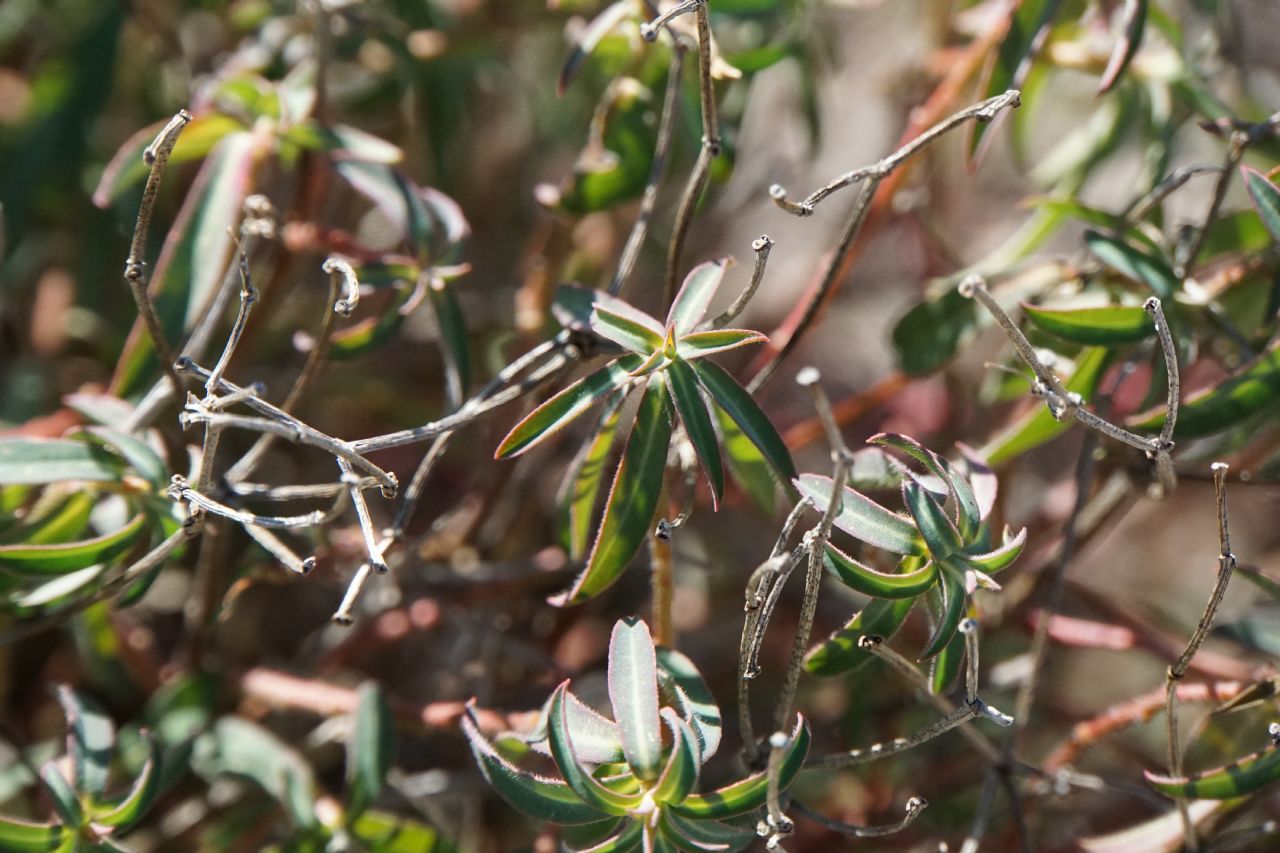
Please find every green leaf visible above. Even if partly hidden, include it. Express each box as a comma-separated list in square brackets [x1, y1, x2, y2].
[1098, 0, 1148, 94]
[982, 347, 1112, 465]
[92, 732, 160, 829]
[113, 131, 257, 396]
[426, 278, 471, 403]
[969, 0, 1060, 164]
[655, 647, 721, 762]
[693, 361, 795, 483]
[1022, 303, 1154, 345]
[591, 306, 664, 356]
[558, 1, 633, 95]
[903, 482, 963, 560]
[559, 392, 627, 560]
[823, 545, 937, 599]
[1145, 747, 1280, 799]
[920, 566, 967, 661]
[653, 709, 699, 804]
[550, 79, 657, 215]
[39, 762, 83, 828]
[0, 491, 94, 546]
[661, 811, 756, 852]
[666, 359, 724, 508]
[930, 628, 966, 695]
[669, 716, 809, 819]
[1128, 344, 1280, 439]
[547, 685, 641, 815]
[871, 433, 980, 538]
[330, 286, 414, 359]
[461, 710, 600, 825]
[606, 618, 663, 782]
[552, 382, 670, 605]
[199, 717, 317, 829]
[676, 329, 767, 360]
[0, 513, 146, 577]
[0, 439, 122, 485]
[571, 821, 643, 853]
[892, 285, 979, 376]
[349, 809, 451, 853]
[1084, 230, 1177, 299]
[79, 428, 168, 491]
[347, 682, 395, 820]
[92, 113, 245, 207]
[1243, 166, 1280, 244]
[794, 474, 922, 556]
[56, 685, 114, 801]
[711, 402, 778, 514]
[1024, 197, 1162, 254]
[667, 259, 728, 336]
[0, 817, 65, 852]
[496, 357, 639, 459]
[562, 818, 626, 853]
[963, 527, 1027, 573]
[528, 690, 624, 766]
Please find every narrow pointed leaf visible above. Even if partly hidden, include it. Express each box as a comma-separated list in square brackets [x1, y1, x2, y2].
[0, 439, 123, 486]
[1022, 304, 1154, 345]
[667, 259, 729, 336]
[920, 566, 967, 660]
[461, 710, 600, 825]
[904, 481, 962, 559]
[1084, 230, 1177, 299]
[426, 277, 471, 402]
[1145, 746, 1280, 799]
[670, 716, 809, 819]
[1128, 344, 1280, 439]
[92, 113, 245, 207]
[655, 647, 721, 762]
[667, 359, 724, 508]
[711, 403, 778, 513]
[930, 628, 966, 695]
[804, 596, 915, 677]
[553, 383, 671, 605]
[80, 427, 168, 491]
[653, 709, 699, 804]
[662, 812, 756, 852]
[607, 618, 663, 781]
[963, 527, 1027, 573]
[823, 545, 937, 599]
[676, 329, 767, 360]
[56, 685, 114, 801]
[548, 685, 641, 815]
[559, 392, 627, 559]
[1098, 0, 1148, 94]
[558, 1, 632, 95]
[694, 361, 795, 483]
[347, 682, 395, 819]
[529, 690, 624, 766]
[92, 732, 160, 828]
[0, 817, 65, 852]
[200, 717, 318, 829]
[871, 433, 980, 537]
[496, 357, 639, 459]
[795, 474, 922, 556]
[1243, 166, 1280, 244]
[0, 513, 147, 577]
[592, 307, 664, 356]
[0, 492, 94, 547]
[573, 821, 644, 853]
[39, 763, 82, 828]
[562, 818, 626, 853]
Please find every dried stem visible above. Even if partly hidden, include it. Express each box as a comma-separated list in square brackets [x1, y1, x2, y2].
[242, 525, 315, 576]
[650, 518, 675, 648]
[169, 477, 327, 529]
[333, 563, 376, 626]
[1145, 296, 1180, 494]
[748, 90, 1020, 390]
[710, 235, 774, 329]
[123, 108, 193, 397]
[762, 730, 796, 847]
[1165, 463, 1236, 851]
[789, 797, 927, 840]
[808, 704, 979, 768]
[338, 458, 389, 574]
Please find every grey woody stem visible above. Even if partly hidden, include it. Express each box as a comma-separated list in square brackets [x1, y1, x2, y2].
[789, 797, 927, 840]
[709, 235, 774, 330]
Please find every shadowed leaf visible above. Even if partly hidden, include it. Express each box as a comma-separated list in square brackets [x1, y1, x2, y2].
[823, 545, 937, 599]
[1098, 0, 1148, 94]
[693, 361, 795, 484]
[1145, 747, 1280, 799]
[669, 716, 809, 818]
[667, 259, 729, 336]
[0, 513, 147, 577]
[1243, 166, 1280, 244]
[666, 359, 724, 508]
[1023, 303, 1154, 345]
[804, 597, 915, 677]
[1085, 230, 1177, 299]
[497, 357, 640, 459]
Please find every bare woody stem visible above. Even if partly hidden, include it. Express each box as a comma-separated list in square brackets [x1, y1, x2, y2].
[1164, 462, 1236, 851]
[789, 797, 927, 840]
[748, 91, 1020, 391]
[709, 235, 773, 329]
[123, 108, 193, 397]
[649, 517, 675, 648]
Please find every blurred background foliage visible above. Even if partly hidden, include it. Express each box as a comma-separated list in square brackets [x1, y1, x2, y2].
[2, 0, 1280, 849]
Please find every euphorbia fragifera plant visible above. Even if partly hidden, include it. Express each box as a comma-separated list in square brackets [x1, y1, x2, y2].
[462, 618, 810, 851]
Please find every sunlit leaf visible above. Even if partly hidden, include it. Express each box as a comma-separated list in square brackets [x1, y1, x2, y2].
[963, 526, 1027, 573]
[823, 545, 937, 599]
[920, 566, 967, 660]
[1084, 230, 1177, 299]
[559, 393, 627, 560]
[655, 647, 721, 762]
[1022, 303, 1154, 345]
[652, 709, 699, 804]
[528, 689, 624, 766]
[591, 307, 664, 356]
[607, 618, 663, 782]
[667, 259, 729, 336]
[347, 682, 395, 820]
[56, 685, 114, 801]
[666, 359, 724, 508]
[0, 439, 122, 486]
[549, 79, 657, 215]
[794, 474, 922, 556]
[350, 809, 451, 853]
[669, 716, 809, 818]
[497, 357, 640, 459]
[79, 427, 167, 491]
[92, 733, 159, 829]
[0, 513, 146, 577]
[0, 816, 65, 852]
[547, 685, 640, 815]
[711, 402, 778, 514]
[871, 433, 980, 538]
[805, 596, 915, 677]
[1098, 0, 1148, 94]
[693, 361, 795, 484]
[1243, 166, 1280, 244]
[559, 2, 633, 95]
[1128, 344, 1280, 439]
[0, 491, 94, 547]
[1145, 746, 1280, 799]
[676, 329, 767, 360]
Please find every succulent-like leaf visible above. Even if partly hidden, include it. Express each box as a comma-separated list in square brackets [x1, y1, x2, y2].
[666, 359, 724, 508]
[872, 433, 980, 538]
[559, 393, 627, 560]
[607, 618, 664, 782]
[558, 1, 633, 95]
[0, 439, 123, 486]
[562, 818, 626, 853]
[199, 717, 318, 829]
[529, 689, 624, 766]
[346, 682, 395, 820]
[693, 361, 795, 483]
[1243, 166, 1280, 244]
[1022, 303, 1154, 345]
[426, 277, 471, 402]
[1145, 746, 1280, 799]
[553, 382, 671, 605]
[548, 684, 642, 815]
[661, 811, 756, 852]
[920, 566, 967, 660]
[38, 762, 83, 828]
[496, 357, 640, 459]
[963, 527, 1027, 573]
[592, 306, 665, 356]
[1128, 344, 1280, 439]
[0, 513, 147, 577]
[667, 259, 729, 336]
[655, 647, 721, 762]
[575, 821, 644, 853]
[711, 403, 777, 514]
[930, 629, 966, 695]
[0, 816, 66, 852]
[804, 596, 916, 677]
[795, 474, 922, 556]
[461, 709, 600, 825]
[92, 732, 160, 828]
[1084, 230, 1177, 299]
[676, 329, 768, 361]
[1097, 0, 1147, 94]
[669, 716, 809, 819]
[56, 686, 114, 802]
[0, 492, 94, 547]
[823, 545, 937, 599]
[653, 709, 700, 804]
